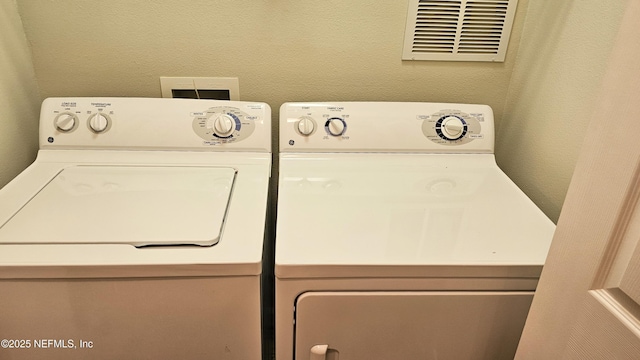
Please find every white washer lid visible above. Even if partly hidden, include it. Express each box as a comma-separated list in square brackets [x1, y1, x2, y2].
[0, 165, 236, 247]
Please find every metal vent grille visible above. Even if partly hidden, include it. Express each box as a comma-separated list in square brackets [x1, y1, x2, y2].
[402, 0, 518, 62]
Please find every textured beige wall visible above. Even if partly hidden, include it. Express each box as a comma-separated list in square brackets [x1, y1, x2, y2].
[0, 1, 41, 189]
[497, 0, 628, 222]
[15, 0, 527, 122]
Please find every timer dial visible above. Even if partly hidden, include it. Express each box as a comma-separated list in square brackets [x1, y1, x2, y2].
[192, 106, 254, 144]
[442, 116, 464, 139]
[212, 114, 235, 137]
[422, 109, 482, 146]
[436, 115, 467, 141]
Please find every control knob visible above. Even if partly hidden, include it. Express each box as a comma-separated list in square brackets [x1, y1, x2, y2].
[440, 116, 466, 140]
[325, 118, 346, 136]
[296, 117, 316, 136]
[88, 113, 110, 133]
[212, 114, 235, 137]
[54, 112, 77, 132]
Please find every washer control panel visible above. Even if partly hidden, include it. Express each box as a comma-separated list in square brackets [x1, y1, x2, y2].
[40, 98, 270, 151]
[191, 106, 256, 144]
[51, 105, 114, 135]
[281, 102, 494, 153]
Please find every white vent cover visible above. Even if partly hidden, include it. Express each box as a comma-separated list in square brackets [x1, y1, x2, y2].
[402, 0, 518, 62]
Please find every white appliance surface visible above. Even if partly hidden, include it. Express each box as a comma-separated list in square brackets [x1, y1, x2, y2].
[275, 102, 555, 360]
[0, 97, 271, 360]
[0, 98, 271, 277]
[1, 165, 235, 246]
[277, 153, 553, 278]
[296, 291, 534, 360]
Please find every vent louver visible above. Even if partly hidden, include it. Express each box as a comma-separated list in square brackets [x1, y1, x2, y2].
[402, 0, 518, 62]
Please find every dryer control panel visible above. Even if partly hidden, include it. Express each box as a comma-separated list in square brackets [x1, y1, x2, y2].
[40, 97, 271, 151]
[280, 102, 494, 153]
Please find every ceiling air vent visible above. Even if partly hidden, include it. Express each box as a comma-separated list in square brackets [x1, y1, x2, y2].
[402, 0, 518, 62]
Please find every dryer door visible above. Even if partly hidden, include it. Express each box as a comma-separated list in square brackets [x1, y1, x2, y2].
[295, 291, 532, 360]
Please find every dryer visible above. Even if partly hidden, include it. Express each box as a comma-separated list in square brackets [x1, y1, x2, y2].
[275, 102, 555, 360]
[0, 98, 271, 359]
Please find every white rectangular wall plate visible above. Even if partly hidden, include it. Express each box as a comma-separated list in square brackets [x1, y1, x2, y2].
[160, 77, 240, 100]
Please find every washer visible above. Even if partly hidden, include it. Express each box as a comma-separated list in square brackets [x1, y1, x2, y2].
[275, 102, 555, 360]
[0, 98, 271, 359]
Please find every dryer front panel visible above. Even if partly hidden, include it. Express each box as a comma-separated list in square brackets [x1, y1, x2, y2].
[295, 291, 533, 360]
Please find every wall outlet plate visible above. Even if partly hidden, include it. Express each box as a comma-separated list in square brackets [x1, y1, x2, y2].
[160, 77, 240, 100]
